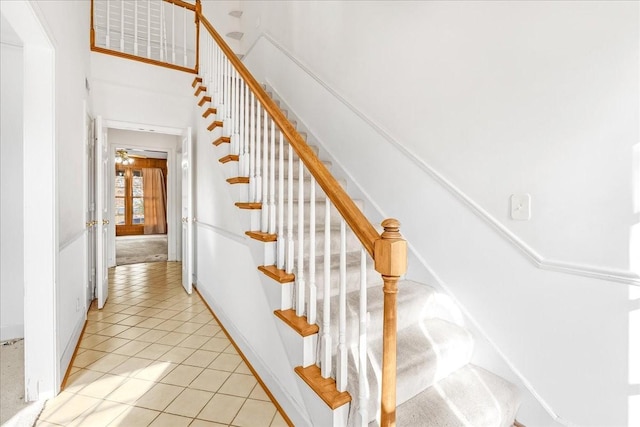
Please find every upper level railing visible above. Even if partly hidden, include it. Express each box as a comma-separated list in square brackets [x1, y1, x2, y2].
[90, 0, 198, 73]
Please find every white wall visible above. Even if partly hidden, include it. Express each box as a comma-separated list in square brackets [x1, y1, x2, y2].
[200, 0, 241, 54]
[236, 1, 638, 426]
[91, 52, 196, 130]
[0, 38, 25, 341]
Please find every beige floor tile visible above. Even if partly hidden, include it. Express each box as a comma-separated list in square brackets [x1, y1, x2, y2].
[190, 313, 213, 324]
[199, 337, 230, 353]
[95, 324, 132, 337]
[164, 388, 214, 418]
[63, 368, 105, 394]
[249, 384, 271, 402]
[84, 322, 110, 334]
[232, 399, 276, 427]
[72, 350, 107, 368]
[157, 346, 194, 363]
[132, 360, 177, 382]
[109, 356, 153, 377]
[159, 364, 203, 387]
[177, 334, 211, 349]
[136, 317, 165, 329]
[173, 322, 203, 334]
[155, 331, 190, 346]
[153, 319, 183, 331]
[115, 326, 149, 340]
[171, 311, 196, 322]
[136, 307, 163, 317]
[106, 378, 155, 404]
[67, 399, 129, 427]
[208, 353, 241, 372]
[135, 382, 184, 411]
[135, 343, 173, 359]
[109, 405, 160, 427]
[112, 339, 151, 356]
[270, 410, 289, 427]
[137, 329, 169, 343]
[117, 315, 147, 327]
[118, 305, 147, 316]
[192, 324, 222, 337]
[101, 313, 132, 324]
[197, 393, 245, 424]
[182, 349, 219, 368]
[223, 344, 239, 355]
[92, 337, 131, 352]
[79, 333, 110, 349]
[218, 373, 257, 398]
[189, 369, 231, 393]
[188, 420, 227, 427]
[150, 309, 181, 320]
[234, 361, 252, 375]
[34, 421, 61, 427]
[148, 413, 192, 427]
[39, 392, 101, 426]
[76, 373, 128, 399]
[85, 353, 130, 373]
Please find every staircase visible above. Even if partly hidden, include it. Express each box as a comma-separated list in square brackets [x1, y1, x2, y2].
[191, 60, 522, 426]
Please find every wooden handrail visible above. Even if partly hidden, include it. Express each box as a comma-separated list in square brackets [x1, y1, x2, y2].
[164, 0, 196, 11]
[197, 13, 380, 258]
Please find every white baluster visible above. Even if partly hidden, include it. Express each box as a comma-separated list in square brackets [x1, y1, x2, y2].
[147, 0, 151, 58]
[254, 102, 262, 203]
[134, 0, 138, 55]
[238, 78, 245, 173]
[182, 6, 187, 66]
[242, 83, 250, 177]
[230, 68, 237, 155]
[296, 159, 305, 317]
[337, 218, 347, 392]
[269, 119, 276, 235]
[277, 131, 285, 270]
[308, 177, 316, 325]
[261, 109, 269, 233]
[285, 144, 294, 274]
[171, 3, 175, 63]
[234, 70, 240, 155]
[106, 1, 110, 48]
[120, 0, 124, 52]
[249, 92, 256, 202]
[321, 197, 332, 378]
[160, 1, 165, 62]
[358, 247, 369, 426]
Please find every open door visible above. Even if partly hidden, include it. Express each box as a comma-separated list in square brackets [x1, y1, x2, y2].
[86, 114, 96, 310]
[95, 116, 109, 308]
[181, 127, 193, 294]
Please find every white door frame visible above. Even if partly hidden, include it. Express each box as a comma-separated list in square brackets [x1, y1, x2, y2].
[1, 1, 58, 400]
[104, 120, 183, 265]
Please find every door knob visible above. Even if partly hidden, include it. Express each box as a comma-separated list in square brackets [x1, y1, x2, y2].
[103, 219, 109, 225]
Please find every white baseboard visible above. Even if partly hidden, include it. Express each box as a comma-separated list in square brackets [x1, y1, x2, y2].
[0, 324, 24, 342]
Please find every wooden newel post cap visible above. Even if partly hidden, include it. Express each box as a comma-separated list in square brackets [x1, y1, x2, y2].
[374, 218, 408, 277]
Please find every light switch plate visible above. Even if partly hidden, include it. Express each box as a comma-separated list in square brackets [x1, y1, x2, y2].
[510, 194, 531, 220]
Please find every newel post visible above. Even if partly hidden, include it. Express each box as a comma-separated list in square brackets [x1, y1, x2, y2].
[374, 219, 407, 427]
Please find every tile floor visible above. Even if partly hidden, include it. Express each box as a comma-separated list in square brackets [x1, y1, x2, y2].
[36, 262, 288, 427]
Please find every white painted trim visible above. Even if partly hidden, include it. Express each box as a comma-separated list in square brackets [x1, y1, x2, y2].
[196, 282, 311, 427]
[195, 220, 246, 243]
[58, 315, 84, 383]
[1, 0, 58, 401]
[247, 32, 640, 287]
[103, 121, 182, 264]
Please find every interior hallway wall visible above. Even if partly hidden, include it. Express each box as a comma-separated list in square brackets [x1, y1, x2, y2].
[0, 30, 25, 342]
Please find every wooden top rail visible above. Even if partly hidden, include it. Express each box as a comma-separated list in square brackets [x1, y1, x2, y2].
[164, 0, 196, 11]
[197, 10, 380, 257]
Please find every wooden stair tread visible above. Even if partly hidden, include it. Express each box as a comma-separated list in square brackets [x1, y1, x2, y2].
[191, 76, 202, 88]
[208, 120, 224, 131]
[198, 95, 211, 106]
[202, 107, 217, 118]
[246, 231, 277, 242]
[295, 365, 351, 410]
[274, 309, 318, 337]
[194, 85, 207, 96]
[227, 176, 250, 184]
[258, 265, 294, 283]
[213, 136, 231, 146]
[219, 154, 239, 164]
[235, 202, 262, 210]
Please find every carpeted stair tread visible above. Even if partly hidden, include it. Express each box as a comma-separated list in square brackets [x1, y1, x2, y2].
[391, 364, 521, 427]
[349, 319, 474, 424]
